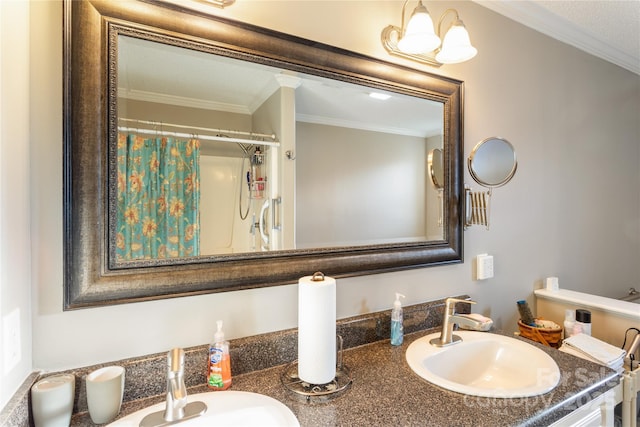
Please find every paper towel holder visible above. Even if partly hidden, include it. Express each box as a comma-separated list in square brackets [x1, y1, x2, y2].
[281, 335, 353, 403]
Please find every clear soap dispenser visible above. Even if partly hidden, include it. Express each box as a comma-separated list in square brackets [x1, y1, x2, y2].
[390, 293, 405, 346]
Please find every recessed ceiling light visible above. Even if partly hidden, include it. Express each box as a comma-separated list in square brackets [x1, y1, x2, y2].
[369, 92, 391, 100]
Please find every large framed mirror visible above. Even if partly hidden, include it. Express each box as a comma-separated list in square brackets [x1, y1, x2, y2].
[63, 0, 464, 309]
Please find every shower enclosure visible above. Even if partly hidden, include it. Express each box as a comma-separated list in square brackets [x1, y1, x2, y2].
[200, 142, 281, 254]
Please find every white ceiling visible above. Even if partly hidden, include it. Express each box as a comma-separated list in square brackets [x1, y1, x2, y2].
[475, 0, 640, 75]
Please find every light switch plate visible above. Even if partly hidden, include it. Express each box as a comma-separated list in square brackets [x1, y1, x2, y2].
[476, 254, 494, 280]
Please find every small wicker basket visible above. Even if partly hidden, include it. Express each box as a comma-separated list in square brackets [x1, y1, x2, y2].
[517, 319, 562, 348]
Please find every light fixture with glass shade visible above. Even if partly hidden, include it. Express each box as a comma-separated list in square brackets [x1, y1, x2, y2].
[381, 1, 477, 67]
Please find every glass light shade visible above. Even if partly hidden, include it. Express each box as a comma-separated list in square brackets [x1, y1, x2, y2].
[435, 21, 477, 64]
[397, 3, 441, 54]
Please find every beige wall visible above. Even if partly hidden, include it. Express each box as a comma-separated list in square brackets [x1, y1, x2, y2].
[1, 0, 32, 409]
[1, 0, 639, 409]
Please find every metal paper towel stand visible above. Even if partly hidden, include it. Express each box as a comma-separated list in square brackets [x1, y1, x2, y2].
[281, 335, 353, 403]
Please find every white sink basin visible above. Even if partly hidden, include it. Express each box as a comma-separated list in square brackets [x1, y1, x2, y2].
[109, 391, 299, 427]
[406, 331, 560, 398]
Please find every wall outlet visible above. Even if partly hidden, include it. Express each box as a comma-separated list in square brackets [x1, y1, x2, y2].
[476, 254, 494, 280]
[3, 308, 21, 374]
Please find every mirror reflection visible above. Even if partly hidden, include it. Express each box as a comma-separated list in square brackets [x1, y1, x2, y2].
[427, 148, 445, 229]
[468, 137, 517, 188]
[116, 35, 444, 260]
[428, 148, 444, 189]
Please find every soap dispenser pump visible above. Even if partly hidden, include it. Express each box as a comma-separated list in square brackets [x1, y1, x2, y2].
[390, 293, 406, 346]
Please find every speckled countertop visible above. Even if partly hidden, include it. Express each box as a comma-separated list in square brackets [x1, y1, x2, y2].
[74, 331, 618, 427]
[0, 296, 621, 427]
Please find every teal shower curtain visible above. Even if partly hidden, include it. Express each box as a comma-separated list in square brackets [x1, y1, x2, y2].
[116, 133, 200, 261]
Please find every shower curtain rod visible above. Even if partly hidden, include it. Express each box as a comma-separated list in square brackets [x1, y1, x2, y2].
[118, 118, 279, 145]
[117, 126, 280, 147]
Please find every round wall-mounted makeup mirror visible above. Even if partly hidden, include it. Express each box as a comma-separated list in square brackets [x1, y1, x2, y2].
[428, 148, 444, 189]
[468, 137, 517, 188]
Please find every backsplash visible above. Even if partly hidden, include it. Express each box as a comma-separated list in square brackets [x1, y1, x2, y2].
[0, 295, 469, 427]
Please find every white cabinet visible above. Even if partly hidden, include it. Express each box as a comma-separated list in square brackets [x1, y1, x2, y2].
[550, 384, 622, 427]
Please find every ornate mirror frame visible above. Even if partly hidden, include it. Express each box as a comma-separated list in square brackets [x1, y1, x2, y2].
[63, 0, 464, 309]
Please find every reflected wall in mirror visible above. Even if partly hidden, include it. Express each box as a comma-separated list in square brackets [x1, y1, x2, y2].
[64, 0, 464, 309]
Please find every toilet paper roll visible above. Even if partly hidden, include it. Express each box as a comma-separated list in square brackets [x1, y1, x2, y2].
[298, 273, 336, 385]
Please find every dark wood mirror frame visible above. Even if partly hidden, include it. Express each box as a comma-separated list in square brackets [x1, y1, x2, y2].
[63, 0, 464, 309]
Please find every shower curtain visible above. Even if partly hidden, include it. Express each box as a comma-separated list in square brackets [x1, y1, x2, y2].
[116, 133, 200, 261]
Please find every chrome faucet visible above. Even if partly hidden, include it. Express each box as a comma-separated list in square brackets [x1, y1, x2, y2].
[164, 348, 188, 422]
[430, 298, 479, 347]
[139, 348, 207, 427]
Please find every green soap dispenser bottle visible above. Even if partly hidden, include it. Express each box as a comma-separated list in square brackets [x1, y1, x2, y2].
[390, 293, 405, 346]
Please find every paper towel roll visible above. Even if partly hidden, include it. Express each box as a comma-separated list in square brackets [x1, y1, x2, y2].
[298, 272, 336, 384]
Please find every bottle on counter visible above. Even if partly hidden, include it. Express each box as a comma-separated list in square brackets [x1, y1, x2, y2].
[207, 320, 232, 390]
[390, 293, 405, 346]
[563, 309, 575, 339]
[573, 309, 592, 336]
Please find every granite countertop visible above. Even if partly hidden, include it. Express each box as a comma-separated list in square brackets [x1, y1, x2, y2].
[2, 297, 620, 427]
[72, 329, 620, 427]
